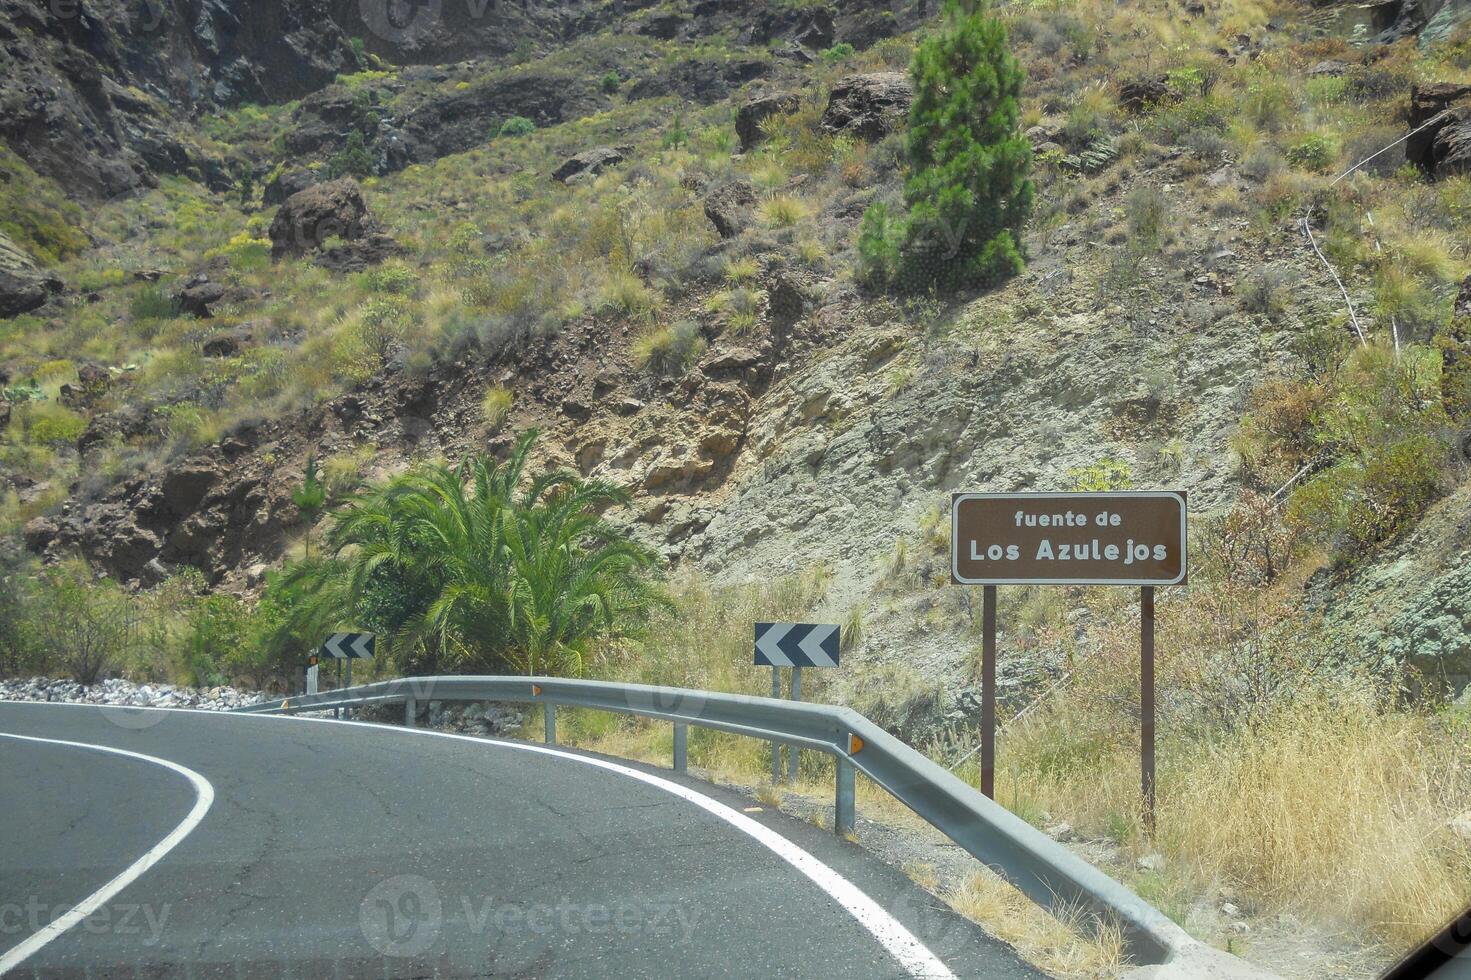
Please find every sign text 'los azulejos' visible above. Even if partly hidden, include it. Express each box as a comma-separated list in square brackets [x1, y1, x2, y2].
[951, 492, 1187, 586]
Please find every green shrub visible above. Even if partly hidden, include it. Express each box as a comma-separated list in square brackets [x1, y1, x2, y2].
[632, 320, 706, 377]
[326, 130, 376, 179]
[822, 42, 855, 62]
[497, 116, 537, 138]
[599, 268, 662, 319]
[1286, 134, 1336, 173]
[762, 195, 808, 228]
[25, 404, 86, 446]
[1287, 344, 1450, 552]
[600, 71, 622, 93]
[857, 200, 903, 287]
[129, 285, 176, 321]
[483, 385, 513, 431]
[857, 0, 1033, 293]
[361, 262, 419, 295]
[1124, 185, 1167, 248]
[14, 561, 141, 683]
[322, 447, 374, 500]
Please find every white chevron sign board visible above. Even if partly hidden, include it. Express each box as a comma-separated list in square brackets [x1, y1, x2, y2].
[755, 622, 840, 784]
[754, 623, 840, 668]
[321, 632, 375, 659]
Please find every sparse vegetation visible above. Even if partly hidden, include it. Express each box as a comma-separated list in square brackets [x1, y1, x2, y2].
[5, 0, 1471, 974]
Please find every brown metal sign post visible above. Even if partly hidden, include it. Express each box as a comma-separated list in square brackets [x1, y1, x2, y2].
[951, 492, 1186, 830]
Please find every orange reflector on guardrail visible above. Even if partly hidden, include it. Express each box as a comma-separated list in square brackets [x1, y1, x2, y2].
[532, 684, 542, 696]
[282, 700, 290, 712]
[848, 733, 864, 754]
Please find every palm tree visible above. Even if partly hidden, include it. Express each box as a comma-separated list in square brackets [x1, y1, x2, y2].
[271, 431, 667, 676]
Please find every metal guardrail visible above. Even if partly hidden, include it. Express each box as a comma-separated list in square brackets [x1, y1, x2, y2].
[234, 675, 1207, 969]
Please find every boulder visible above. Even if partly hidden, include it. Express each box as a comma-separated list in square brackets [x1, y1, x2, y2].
[638, 11, 685, 39]
[175, 275, 226, 318]
[736, 92, 801, 152]
[1119, 76, 1171, 113]
[0, 231, 62, 319]
[268, 178, 370, 257]
[792, 9, 835, 49]
[161, 461, 221, 515]
[59, 364, 111, 409]
[703, 179, 758, 239]
[1408, 83, 1471, 173]
[202, 331, 245, 357]
[313, 232, 406, 273]
[552, 145, 633, 184]
[23, 516, 58, 553]
[1306, 59, 1351, 77]
[768, 270, 811, 326]
[821, 73, 913, 140]
[262, 168, 319, 207]
[702, 348, 763, 374]
[1432, 114, 1471, 177]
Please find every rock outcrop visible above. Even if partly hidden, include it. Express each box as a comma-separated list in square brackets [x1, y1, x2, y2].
[0, 0, 357, 198]
[552, 145, 633, 184]
[821, 73, 913, 140]
[1119, 76, 1172, 113]
[174, 275, 226, 318]
[1407, 82, 1471, 175]
[0, 232, 62, 318]
[736, 92, 801, 152]
[262, 169, 321, 207]
[268, 178, 371, 257]
[703, 179, 758, 239]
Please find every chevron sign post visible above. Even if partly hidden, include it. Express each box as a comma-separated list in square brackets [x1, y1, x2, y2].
[319, 633, 375, 717]
[753, 623, 839, 668]
[322, 633, 375, 659]
[755, 623, 840, 783]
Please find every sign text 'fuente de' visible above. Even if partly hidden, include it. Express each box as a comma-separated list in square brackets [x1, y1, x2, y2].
[951, 491, 1187, 586]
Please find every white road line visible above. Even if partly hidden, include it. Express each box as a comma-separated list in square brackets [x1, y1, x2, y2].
[478, 736, 959, 980]
[0, 732, 215, 977]
[0, 701, 957, 979]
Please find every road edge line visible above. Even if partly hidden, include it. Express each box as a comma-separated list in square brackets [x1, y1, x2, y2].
[0, 702, 955, 979]
[0, 733, 215, 976]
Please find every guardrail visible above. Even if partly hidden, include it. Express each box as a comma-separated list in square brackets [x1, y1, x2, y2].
[234, 675, 1239, 973]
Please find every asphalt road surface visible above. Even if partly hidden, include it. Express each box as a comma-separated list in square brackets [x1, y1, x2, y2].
[0, 701, 1048, 979]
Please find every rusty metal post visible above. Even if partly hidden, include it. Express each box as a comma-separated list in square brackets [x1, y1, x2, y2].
[1141, 586, 1156, 833]
[982, 584, 997, 800]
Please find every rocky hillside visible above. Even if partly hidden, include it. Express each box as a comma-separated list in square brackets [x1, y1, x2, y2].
[6, 0, 1471, 714]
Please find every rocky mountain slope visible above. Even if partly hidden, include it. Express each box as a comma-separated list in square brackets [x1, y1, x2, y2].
[5, 0, 1471, 715]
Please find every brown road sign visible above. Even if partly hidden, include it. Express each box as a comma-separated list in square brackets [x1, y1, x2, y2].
[951, 491, 1187, 586]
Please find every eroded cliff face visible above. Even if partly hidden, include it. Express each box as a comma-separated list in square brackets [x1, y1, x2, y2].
[0, 0, 907, 199]
[0, 0, 368, 197]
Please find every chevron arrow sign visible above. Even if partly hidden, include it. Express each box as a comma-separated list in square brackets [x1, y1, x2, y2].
[754, 623, 840, 668]
[321, 632, 375, 660]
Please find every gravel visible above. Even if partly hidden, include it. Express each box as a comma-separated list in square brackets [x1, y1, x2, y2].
[0, 675, 267, 711]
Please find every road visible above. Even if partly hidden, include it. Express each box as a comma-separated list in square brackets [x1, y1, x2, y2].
[0, 701, 1048, 979]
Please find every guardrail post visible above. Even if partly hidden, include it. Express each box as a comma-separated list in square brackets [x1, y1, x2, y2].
[835, 757, 855, 837]
[544, 703, 557, 745]
[673, 723, 687, 773]
[404, 698, 416, 728]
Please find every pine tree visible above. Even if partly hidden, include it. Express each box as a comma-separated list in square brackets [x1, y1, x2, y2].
[859, 0, 1033, 293]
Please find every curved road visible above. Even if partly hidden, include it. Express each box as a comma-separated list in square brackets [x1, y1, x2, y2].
[0, 702, 1046, 979]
